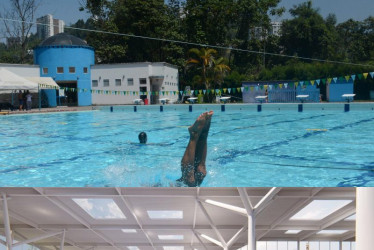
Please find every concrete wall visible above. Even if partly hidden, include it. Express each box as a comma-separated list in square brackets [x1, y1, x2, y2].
[0, 63, 39, 77]
[91, 63, 179, 105]
[34, 45, 95, 106]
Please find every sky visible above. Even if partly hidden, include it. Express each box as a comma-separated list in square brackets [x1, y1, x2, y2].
[1, 0, 374, 28]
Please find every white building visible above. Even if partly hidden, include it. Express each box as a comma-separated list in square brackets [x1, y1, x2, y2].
[36, 14, 65, 40]
[91, 62, 179, 105]
[250, 22, 282, 40]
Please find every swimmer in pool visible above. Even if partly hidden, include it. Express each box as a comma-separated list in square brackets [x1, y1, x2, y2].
[138, 131, 147, 144]
[177, 111, 214, 187]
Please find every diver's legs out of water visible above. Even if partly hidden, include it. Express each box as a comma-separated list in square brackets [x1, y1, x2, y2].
[179, 111, 213, 187]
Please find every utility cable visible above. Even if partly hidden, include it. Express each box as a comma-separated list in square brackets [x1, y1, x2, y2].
[1, 17, 374, 68]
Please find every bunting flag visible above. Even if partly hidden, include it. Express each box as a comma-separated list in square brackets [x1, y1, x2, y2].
[228, 88, 231, 93]
[357, 74, 363, 80]
[269, 85, 273, 90]
[327, 78, 332, 84]
[370, 72, 374, 78]
[310, 80, 315, 86]
[345, 75, 350, 82]
[279, 84, 283, 89]
[351, 75, 356, 81]
[333, 77, 338, 83]
[363, 73, 368, 79]
[295, 82, 299, 87]
[199, 90, 202, 94]
[250, 86, 254, 92]
[241, 87, 244, 92]
[284, 83, 288, 88]
[203, 90, 206, 94]
[300, 81, 304, 86]
[244, 86, 249, 91]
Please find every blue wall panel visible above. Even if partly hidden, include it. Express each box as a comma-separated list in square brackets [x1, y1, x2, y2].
[328, 80, 354, 102]
[34, 45, 95, 106]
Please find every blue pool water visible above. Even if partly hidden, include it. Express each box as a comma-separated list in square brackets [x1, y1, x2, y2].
[1, 104, 374, 187]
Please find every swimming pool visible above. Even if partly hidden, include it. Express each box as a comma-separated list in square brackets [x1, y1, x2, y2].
[1, 104, 374, 187]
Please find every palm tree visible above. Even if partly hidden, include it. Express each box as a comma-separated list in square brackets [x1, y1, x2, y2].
[185, 48, 217, 90]
[212, 57, 231, 88]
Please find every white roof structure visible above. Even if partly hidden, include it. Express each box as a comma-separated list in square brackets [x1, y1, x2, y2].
[0, 68, 58, 91]
[0, 188, 356, 250]
[0, 68, 39, 90]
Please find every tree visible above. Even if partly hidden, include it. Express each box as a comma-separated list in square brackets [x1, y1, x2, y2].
[211, 57, 231, 88]
[0, 0, 39, 63]
[279, 1, 335, 60]
[185, 48, 217, 90]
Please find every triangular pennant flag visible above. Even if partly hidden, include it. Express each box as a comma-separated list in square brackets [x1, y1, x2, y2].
[199, 90, 202, 94]
[255, 86, 259, 91]
[345, 76, 350, 82]
[357, 74, 363, 80]
[269, 85, 273, 90]
[310, 80, 315, 86]
[203, 89, 206, 94]
[279, 84, 283, 89]
[327, 78, 332, 84]
[237, 87, 241, 93]
[264, 85, 268, 90]
[250, 86, 254, 92]
[245, 86, 249, 91]
[363, 73, 368, 79]
[300, 81, 304, 86]
[295, 82, 299, 87]
[333, 77, 337, 83]
[370, 72, 374, 78]
[284, 83, 288, 88]
[351, 75, 356, 81]
[241, 87, 244, 92]
[232, 88, 236, 93]
[228, 88, 231, 93]
[339, 76, 345, 82]
[211, 89, 214, 94]
[321, 79, 326, 84]
[215, 89, 219, 94]
[223, 88, 227, 93]
[194, 90, 198, 95]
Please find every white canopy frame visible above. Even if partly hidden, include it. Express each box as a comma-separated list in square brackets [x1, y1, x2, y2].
[0, 68, 60, 110]
[0, 188, 363, 250]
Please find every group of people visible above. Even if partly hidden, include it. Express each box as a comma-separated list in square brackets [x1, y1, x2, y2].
[17, 90, 32, 111]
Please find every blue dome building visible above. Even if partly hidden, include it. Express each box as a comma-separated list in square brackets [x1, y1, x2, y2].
[34, 33, 95, 106]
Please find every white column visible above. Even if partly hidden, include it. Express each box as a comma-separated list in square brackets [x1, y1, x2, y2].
[356, 188, 374, 250]
[248, 213, 256, 250]
[297, 241, 300, 250]
[339, 241, 342, 250]
[1, 193, 12, 250]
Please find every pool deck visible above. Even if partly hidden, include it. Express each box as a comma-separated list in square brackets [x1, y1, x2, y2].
[0, 106, 94, 115]
[2, 102, 374, 115]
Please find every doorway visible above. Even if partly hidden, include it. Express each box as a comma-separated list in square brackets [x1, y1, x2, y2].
[57, 81, 78, 106]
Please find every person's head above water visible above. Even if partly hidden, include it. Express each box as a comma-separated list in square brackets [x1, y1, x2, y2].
[138, 132, 147, 144]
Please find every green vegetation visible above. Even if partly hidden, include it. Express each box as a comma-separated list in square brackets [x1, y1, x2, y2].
[1, 0, 374, 98]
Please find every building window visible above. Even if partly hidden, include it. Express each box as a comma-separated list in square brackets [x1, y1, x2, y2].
[103, 79, 110, 87]
[42, 68, 48, 74]
[83, 67, 88, 73]
[92, 80, 98, 87]
[69, 67, 75, 73]
[140, 78, 147, 84]
[57, 67, 64, 73]
[128, 78, 134, 86]
[115, 79, 121, 86]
